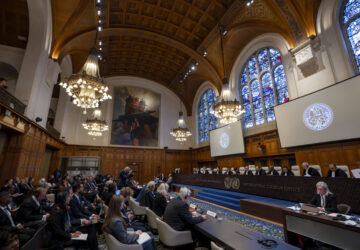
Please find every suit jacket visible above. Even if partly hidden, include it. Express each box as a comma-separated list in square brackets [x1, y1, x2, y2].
[49, 206, 72, 241]
[255, 169, 266, 176]
[139, 190, 154, 209]
[302, 167, 320, 177]
[152, 193, 167, 217]
[281, 170, 294, 176]
[18, 197, 45, 223]
[108, 217, 139, 244]
[243, 170, 253, 176]
[267, 169, 279, 176]
[69, 195, 92, 220]
[19, 183, 30, 194]
[0, 207, 18, 227]
[117, 171, 133, 188]
[163, 197, 204, 231]
[327, 169, 347, 178]
[309, 193, 337, 212]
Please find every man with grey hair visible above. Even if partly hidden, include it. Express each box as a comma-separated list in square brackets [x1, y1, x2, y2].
[117, 166, 133, 189]
[301, 162, 320, 177]
[163, 187, 206, 231]
[309, 181, 337, 212]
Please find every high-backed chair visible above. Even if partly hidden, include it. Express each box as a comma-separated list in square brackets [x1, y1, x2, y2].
[211, 241, 225, 250]
[222, 168, 228, 174]
[291, 165, 300, 176]
[310, 165, 322, 176]
[104, 232, 142, 250]
[337, 165, 350, 177]
[337, 204, 351, 215]
[274, 166, 282, 173]
[249, 165, 256, 173]
[239, 167, 245, 175]
[156, 218, 193, 247]
[129, 198, 146, 216]
[207, 168, 213, 174]
[262, 167, 269, 173]
[145, 207, 159, 231]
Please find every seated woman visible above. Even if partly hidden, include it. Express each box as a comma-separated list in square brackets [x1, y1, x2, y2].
[120, 187, 146, 232]
[102, 195, 155, 250]
[281, 166, 294, 176]
[152, 183, 169, 217]
[139, 181, 155, 209]
[309, 181, 337, 212]
[49, 191, 98, 250]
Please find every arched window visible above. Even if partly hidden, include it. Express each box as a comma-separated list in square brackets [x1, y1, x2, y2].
[240, 47, 289, 128]
[198, 89, 218, 142]
[342, 0, 360, 72]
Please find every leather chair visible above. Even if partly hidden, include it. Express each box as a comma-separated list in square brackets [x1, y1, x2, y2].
[337, 204, 351, 215]
[274, 166, 282, 173]
[291, 165, 300, 176]
[262, 166, 269, 173]
[155, 217, 193, 247]
[221, 168, 228, 174]
[249, 165, 256, 173]
[337, 165, 350, 177]
[239, 167, 245, 175]
[104, 232, 142, 250]
[103, 203, 109, 217]
[145, 207, 159, 230]
[211, 241, 225, 250]
[207, 168, 213, 174]
[310, 165, 322, 176]
[129, 198, 146, 216]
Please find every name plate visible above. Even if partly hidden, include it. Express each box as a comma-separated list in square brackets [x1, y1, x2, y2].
[206, 210, 217, 218]
[189, 203, 197, 209]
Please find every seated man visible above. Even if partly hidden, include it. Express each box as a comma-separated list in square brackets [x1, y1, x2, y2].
[0, 191, 35, 246]
[301, 162, 320, 177]
[79, 183, 100, 214]
[281, 166, 294, 176]
[326, 163, 347, 178]
[70, 184, 99, 222]
[255, 166, 266, 176]
[17, 187, 50, 229]
[243, 166, 253, 176]
[267, 165, 279, 176]
[163, 187, 206, 231]
[309, 181, 337, 212]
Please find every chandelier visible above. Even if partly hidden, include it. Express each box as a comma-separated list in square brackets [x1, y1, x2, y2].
[82, 109, 108, 137]
[212, 27, 244, 125]
[59, 1, 111, 114]
[170, 104, 192, 141]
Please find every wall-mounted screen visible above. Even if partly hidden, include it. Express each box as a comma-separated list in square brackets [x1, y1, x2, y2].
[210, 120, 245, 157]
[274, 75, 360, 148]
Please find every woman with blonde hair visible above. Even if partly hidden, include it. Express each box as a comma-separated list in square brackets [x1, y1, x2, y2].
[139, 181, 155, 209]
[102, 195, 155, 250]
[152, 183, 169, 217]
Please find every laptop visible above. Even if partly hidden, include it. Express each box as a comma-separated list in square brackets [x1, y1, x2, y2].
[301, 203, 319, 213]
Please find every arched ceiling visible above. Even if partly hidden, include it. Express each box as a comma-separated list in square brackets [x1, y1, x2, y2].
[1, 0, 322, 115]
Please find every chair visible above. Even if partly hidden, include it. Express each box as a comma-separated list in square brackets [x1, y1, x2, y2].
[337, 165, 350, 177]
[145, 207, 159, 230]
[103, 203, 109, 217]
[274, 166, 282, 173]
[222, 168, 228, 174]
[156, 218, 193, 247]
[249, 165, 256, 173]
[310, 165, 322, 176]
[211, 241, 225, 250]
[262, 167, 269, 173]
[207, 168, 213, 174]
[129, 199, 146, 216]
[337, 204, 351, 215]
[239, 167, 245, 175]
[104, 232, 142, 250]
[291, 165, 300, 176]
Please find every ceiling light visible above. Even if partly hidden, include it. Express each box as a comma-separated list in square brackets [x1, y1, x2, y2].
[98, 26, 102, 31]
[97, 10, 101, 15]
[170, 103, 192, 142]
[191, 65, 196, 71]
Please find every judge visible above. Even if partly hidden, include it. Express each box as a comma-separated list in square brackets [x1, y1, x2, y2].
[281, 166, 294, 176]
[255, 166, 266, 176]
[243, 166, 253, 176]
[301, 162, 320, 177]
[309, 181, 337, 212]
[267, 165, 279, 176]
[326, 163, 347, 178]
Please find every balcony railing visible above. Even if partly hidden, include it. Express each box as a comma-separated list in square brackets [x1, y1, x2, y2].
[46, 123, 61, 139]
[0, 87, 26, 114]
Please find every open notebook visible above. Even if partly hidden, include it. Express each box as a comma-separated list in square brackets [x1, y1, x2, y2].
[137, 232, 151, 245]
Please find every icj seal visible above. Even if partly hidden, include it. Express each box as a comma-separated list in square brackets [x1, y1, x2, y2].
[303, 103, 333, 131]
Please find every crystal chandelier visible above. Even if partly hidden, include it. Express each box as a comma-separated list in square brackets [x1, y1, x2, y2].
[59, 1, 111, 114]
[170, 103, 192, 141]
[212, 27, 244, 124]
[82, 109, 108, 137]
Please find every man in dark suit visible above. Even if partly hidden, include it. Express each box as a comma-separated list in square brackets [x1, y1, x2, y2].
[17, 187, 50, 229]
[326, 163, 347, 178]
[0, 191, 35, 246]
[243, 166, 253, 176]
[301, 162, 321, 177]
[267, 165, 279, 176]
[70, 184, 99, 221]
[255, 166, 266, 176]
[309, 181, 337, 212]
[163, 187, 206, 231]
[281, 166, 294, 176]
[117, 166, 133, 189]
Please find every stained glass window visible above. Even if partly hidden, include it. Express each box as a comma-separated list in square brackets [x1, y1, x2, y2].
[239, 47, 289, 128]
[343, 0, 360, 71]
[198, 89, 218, 142]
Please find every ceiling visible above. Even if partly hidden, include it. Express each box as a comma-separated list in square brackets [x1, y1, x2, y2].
[1, 0, 321, 115]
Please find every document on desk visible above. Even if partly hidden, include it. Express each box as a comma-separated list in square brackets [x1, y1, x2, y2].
[72, 233, 88, 241]
[137, 232, 151, 244]
[351, 168, 360, 178]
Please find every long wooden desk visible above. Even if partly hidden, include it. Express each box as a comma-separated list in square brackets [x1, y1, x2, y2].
[195, 217, 299, 250]
[282, 208, 360, 250]
[173, 174, 360, 213]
